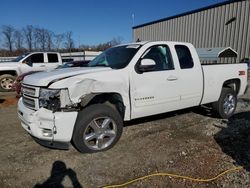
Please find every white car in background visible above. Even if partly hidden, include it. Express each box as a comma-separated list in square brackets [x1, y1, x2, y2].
[0, 52, 62, 92]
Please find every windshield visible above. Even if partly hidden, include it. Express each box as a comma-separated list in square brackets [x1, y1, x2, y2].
[88, 44, 140, 69]
[13, 53, 30, 62]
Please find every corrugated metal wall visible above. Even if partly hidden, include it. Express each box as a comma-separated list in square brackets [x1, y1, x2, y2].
[133, 0, 250, 63]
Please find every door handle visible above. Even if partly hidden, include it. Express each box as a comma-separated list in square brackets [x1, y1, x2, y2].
[39, 65, 45, 67]
[167, 76, 178, 81]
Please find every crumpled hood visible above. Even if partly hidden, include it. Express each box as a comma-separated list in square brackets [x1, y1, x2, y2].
[23, 67, 112, 86]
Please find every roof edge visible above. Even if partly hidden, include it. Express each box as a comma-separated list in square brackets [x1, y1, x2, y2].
[133, 0, 243, 29]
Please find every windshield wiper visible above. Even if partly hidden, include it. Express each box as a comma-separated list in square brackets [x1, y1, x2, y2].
[92, 64, 109, 67]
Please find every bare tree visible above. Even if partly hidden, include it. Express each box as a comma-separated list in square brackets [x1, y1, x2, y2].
[0, 33, 2, 48]
[64, 31, 74, 52]
[54, 33, 64, 50]
[23, 25, 34, 51]
[35, 28, 47, 51]
[14, 29, 23, 50]
[91, 37, 124, 51]
[2, 25, 15, 52]
[46, 30, 54, 50]
[34, 28, 54, 51]
[110, 36, 123, 46]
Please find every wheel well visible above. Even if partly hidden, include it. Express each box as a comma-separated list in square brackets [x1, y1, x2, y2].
[0, 71, 17, 76]
[222, 79, 240, 95]
[80, 93, 125, 119]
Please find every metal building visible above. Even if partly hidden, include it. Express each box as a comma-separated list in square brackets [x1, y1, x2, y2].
[133, 0, 250, 63]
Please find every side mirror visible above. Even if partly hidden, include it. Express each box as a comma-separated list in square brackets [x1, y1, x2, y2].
[138, 59, 156, 72]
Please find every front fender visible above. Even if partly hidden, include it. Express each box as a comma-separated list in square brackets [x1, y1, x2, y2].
[67, 79, 131, 120]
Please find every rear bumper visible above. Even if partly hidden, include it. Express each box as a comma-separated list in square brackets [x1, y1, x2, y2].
[17, 98, 78, 148]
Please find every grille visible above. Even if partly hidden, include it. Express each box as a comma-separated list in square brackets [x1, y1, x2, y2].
[21, 84, 39, 110]
[23, 96, 36, 109]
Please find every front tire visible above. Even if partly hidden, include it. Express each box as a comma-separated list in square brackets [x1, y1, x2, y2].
[0, 74, 15, 92]
[72, 104, 123, 153]
[212, 88, 237, 119]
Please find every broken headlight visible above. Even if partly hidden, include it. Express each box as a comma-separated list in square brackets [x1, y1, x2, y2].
[39, 88, 71, 111]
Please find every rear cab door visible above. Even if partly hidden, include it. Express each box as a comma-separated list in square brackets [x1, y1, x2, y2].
[173, 43, 203, 108]
[45, 53, 61, 70]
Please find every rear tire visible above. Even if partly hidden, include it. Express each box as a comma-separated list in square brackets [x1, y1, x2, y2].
[72, 103, 123, 153]
[0, 74, 15, 92]
[212, 88, 237, 119]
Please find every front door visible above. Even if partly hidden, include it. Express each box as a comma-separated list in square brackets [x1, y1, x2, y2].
[131, 45, 182, 119]
[21, 53, 47, 73]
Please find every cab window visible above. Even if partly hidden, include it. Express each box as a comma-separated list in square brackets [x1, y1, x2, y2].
[48, 53, 59, 63]
[24, 53, 44, 63]
[175, 45, 194, 69]
[141, 45, 174, 71]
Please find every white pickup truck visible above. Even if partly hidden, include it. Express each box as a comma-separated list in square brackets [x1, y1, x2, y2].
[0, 52, 62, 91]
[17, 41, 248, 153]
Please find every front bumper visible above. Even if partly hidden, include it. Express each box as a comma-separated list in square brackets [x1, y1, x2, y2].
[18, 98, 78, 149]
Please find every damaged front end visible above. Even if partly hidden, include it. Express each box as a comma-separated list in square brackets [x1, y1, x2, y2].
[18, 69, 130, 150]
[18, 85, 79, 149]
[39, 88, 78, 112]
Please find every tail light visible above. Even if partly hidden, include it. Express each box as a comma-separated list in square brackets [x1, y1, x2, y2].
[239, 71, 246, 76]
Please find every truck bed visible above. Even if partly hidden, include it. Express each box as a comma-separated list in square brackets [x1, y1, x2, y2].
[201, 63, 248, 105]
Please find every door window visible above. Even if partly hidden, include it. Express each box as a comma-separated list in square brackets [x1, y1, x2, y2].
[24, 53, 44, 63]
[175, 45, 194, 69]
[48, 53, 59, 63]
[141, 45, 174, 71]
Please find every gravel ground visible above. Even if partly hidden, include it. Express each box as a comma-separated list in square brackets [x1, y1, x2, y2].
[0, 85, 249, 188]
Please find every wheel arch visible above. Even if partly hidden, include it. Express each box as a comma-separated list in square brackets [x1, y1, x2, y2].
[0, 70, 17, 77]
[222, 78, 241, 95]
[80, 92, 126, 119]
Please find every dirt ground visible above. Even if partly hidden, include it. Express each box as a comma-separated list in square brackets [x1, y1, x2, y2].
[0, 85, 250, 188]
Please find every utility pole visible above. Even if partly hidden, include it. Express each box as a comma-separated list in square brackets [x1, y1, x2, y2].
[132, 13, 135, 26]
